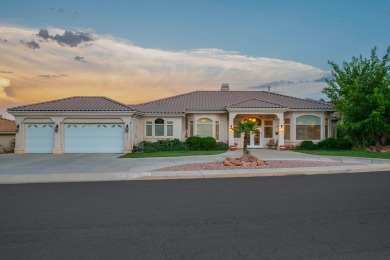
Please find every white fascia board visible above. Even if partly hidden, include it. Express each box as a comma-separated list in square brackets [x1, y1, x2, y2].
[138, 113, 185, 117]
[226, 108, 287, 112]
[291, 108, 336, 112]
[8, 111, 136, 117]
[185, 110, 227, 114]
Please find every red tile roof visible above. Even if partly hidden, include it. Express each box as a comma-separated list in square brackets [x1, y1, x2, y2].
[226, 98, 286, 109]
[131, 91, 334, 113]
[0, 118, 16, 133]
[8, 96, 134, 112]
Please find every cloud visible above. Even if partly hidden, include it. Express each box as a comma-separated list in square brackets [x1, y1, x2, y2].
[38, 74, 68, 79]
[0, 71, 13, 74]
[249, 80, 330, 99]
[0, 38, 8, 43]
[37, 29, 94, 47]
[74, 56, 86, 62]
[0, 24, 330, 109]
[50, 7, 80, 17]
[0, 77, 17, 101]
[20, 40, 40, 49]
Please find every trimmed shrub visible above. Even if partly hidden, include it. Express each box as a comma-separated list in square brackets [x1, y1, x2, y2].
[135, 139, 187, 153]
[215, 142, 229, 150]
[201, 137, 217, 150]
[317, 138, 352, 150]
[298, 140, 317, 150]
[185, 136, 203, 150]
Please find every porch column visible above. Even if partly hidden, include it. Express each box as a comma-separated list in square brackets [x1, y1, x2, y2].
[228, 112, 235, 146]
[276, 113, 284, 149]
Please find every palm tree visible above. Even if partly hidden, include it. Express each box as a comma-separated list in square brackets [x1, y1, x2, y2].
[234, 121, 258, 155]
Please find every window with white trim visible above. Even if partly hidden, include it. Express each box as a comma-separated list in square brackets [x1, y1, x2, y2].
[296, 115, 321, 140]
[145, 118, 174, 137]
[196, 118, 212, 137]
[325, 118, 329, 138]
[189, 121, 194, 137]
[284, 118, 291, 140]
[264, 120, 273, 138]
[215, 121, 220, 140]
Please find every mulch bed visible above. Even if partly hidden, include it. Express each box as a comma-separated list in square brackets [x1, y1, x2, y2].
[153, 160, 361, 172]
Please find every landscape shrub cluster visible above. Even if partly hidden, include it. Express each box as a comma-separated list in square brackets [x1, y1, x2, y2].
[132, 137, 228, 153]
[297, 138, 352, 150]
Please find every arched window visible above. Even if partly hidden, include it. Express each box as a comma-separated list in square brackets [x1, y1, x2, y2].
[196, 118, 212, 137]
[155, 118, 165, 136]
[296, 115, 321, 140]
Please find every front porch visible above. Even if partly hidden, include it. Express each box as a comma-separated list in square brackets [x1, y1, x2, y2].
[228, 112, 285, 150]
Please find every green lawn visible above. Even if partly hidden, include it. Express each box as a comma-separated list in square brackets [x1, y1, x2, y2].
[294, 149, 390, 159]
[120, 150, 227, 158]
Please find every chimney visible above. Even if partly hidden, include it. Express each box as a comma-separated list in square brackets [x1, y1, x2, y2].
[268, 86, 270, 94]
[221, 83, 230, 91]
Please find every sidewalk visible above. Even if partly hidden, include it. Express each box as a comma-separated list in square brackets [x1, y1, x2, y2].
[0, 150, 389, 184]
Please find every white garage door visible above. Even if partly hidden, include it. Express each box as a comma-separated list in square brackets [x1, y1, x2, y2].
[25, 124, 55, 153]
[64, 124, 124, 153]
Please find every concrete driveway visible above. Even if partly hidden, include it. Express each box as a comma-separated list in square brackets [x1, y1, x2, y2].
[0, 149, 337, 176]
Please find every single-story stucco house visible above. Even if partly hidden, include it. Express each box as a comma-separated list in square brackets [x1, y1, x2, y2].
[7, 85, 336, 154]
[0, 118, 16, 153]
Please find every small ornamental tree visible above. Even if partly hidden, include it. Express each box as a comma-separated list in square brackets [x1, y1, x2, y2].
[323, 47, 390, 146]
[234, 121, 258, 155]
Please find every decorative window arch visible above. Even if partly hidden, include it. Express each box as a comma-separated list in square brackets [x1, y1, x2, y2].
[196, 118, 213, 137]
[155, 118, 165, 136]
[296, 115, 321, 140]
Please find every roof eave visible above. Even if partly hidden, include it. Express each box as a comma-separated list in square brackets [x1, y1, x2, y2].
[185, 110, 227, 114]
[291, 108, 336, 111]
[137, 112, 186, 117]
[226, 107, 287, 112]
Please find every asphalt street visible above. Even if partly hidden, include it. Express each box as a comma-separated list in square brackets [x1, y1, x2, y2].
[1, 172, 390, 259]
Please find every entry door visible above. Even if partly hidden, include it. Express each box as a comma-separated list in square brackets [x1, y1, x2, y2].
[25, 124, 55, 153]
[248, 128, 263, 148]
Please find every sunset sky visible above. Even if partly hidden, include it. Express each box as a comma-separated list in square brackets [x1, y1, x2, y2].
[1, 0, 389, 119]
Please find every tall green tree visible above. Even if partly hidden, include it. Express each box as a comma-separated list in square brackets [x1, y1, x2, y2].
[234, 121, 258, 154]
[323, 47, 390, 146]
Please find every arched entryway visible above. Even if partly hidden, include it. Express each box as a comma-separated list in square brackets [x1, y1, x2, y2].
[247, 127, 263, 148]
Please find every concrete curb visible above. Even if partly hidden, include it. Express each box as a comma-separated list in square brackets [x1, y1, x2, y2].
[135, 164, 390, 181]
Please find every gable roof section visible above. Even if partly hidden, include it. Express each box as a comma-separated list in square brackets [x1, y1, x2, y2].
[226, 98, 286, 109]
[131, 91, 334, 114]
[0, 118, 16, 133]
[8, 96, 134, 112]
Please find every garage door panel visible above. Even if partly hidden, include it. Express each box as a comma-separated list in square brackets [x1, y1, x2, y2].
[25, 124, 54, 153]
[64, 124, 124, 153]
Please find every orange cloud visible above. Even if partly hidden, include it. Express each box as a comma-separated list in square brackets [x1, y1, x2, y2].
[0, 24, 329, 119]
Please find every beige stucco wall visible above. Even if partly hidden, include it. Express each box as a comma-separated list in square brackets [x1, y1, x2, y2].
[0, 134, 15, 153]
[186, 113, 228, 143]
[11, 112, 134, 154]
[135, 116, 184, 145]
[284, 111, 331, 146]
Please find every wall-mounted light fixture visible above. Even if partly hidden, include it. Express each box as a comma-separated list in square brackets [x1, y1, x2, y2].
[54, 124, 59, 133]
[229, 125, 234, 133]
[15, 124, 19, 133]
[280, 124, 284, 133]
[125, 124, 129, 133]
